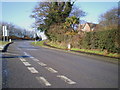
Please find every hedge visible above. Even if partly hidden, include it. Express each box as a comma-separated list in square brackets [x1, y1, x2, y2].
[81, 29, 120, 53]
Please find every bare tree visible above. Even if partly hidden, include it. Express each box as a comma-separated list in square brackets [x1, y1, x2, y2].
[99, 7, 119, 30]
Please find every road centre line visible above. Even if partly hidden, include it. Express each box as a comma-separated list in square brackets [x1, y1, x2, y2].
[23, 62, 31, 66]
[23, 52, 47, 67]
[29, 56, 35, 59]
[32, 58, 39, 61]
[17, 48, 21, 51]
[20, 58, 26, 62]
[24, 52, 34, 58]
[27, 67, 39, 74]
[38, 62, 47, 67]
[24, 52, 27, 55]
[57, 75, 76, 85]
[45, 67, 58, 73]
[27, 49, 37, 50]
[36, 77, 51, 86]
[22, 52, 76, 85]
[24, 52, 30, 56]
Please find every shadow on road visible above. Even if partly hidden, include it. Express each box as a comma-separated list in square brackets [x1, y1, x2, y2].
[19, 47, 38, 49]
[1, 55, 31, 59]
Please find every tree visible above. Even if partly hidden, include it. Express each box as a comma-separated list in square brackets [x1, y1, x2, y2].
[0, 22, 30, 38]
[31, 0, 87, 46]
[64, 16, 79, 31]
[99, 7, 119, 30]
[31, 1, 75, 32]
[70, 5, 86, 18]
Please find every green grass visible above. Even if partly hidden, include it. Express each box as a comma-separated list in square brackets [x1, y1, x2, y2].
[0, 41, 9, 46]
[47, 42, 67, 49]
[31, 40, 45, 47]
[71, 48, 104, 54]
[47, 42, 120, 58]
[71, 48, 119, 58]
[0, 41, 9, 49]
[31, 40, 120, 58]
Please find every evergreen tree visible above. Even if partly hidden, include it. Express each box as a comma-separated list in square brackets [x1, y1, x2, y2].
[31, 1, 75, 32]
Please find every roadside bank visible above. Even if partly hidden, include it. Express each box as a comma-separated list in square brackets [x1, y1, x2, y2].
[31, 40, 119, 64]
[0, 41, 13, 52]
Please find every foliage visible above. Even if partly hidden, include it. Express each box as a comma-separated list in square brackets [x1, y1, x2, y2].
[69, 5, 86, 18]
[47, 23, 66, 42]
[31, 40, 45, 47]
[99, 7, 119, 30]
[81, 29, 120, 53]
[31, 1, 87, 47]
[34, 40, 120, 58]
[0, 22, 33, 39]
[31, 1, 75, 32]
[64, 16, 79, 31]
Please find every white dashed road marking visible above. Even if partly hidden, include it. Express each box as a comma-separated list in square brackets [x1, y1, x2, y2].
[33, 58, 39, 61]
[27, 49, 37, 50]
[27, 67, 39, 73]
[23, 62, 31, 66]
[45, 67, 58, 73]
[36, 77, 51, 86]
[57, 75, 76, 85]
[24, 52, 34, 58]
[30, 56, 35, 59]
[20, 52, 77, 86]
[38, 62, 47, 67]
[17, 48, 21, 51]
[24, 52, 30, 56]
[20, 58, 26, 62]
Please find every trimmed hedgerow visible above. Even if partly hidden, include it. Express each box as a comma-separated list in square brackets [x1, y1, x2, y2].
[81, 29, 120, 53]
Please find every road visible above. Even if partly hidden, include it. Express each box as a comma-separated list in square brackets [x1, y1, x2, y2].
[1, 40, 118, 88]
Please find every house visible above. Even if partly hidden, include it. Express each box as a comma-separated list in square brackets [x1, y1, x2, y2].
[78, 22, 98, 32]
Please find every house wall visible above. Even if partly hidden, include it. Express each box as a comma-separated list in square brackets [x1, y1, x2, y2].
[78, 23, 97, 33]
[81, 23, 91, 32]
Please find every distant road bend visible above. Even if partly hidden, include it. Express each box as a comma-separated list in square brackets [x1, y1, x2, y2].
[2, 40, 118, 88]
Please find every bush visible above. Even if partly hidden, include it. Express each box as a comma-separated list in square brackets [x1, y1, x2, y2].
[47, 23, 119, 54]
[81, 29, 120, 53]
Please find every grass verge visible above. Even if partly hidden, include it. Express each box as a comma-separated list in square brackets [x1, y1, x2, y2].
[71, 48, 120, 58]
[0, 41, 9, 46]
[31, 40, 45, 47]
[31, 40, 120, 59]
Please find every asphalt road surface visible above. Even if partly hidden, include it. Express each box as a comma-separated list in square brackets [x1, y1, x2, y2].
[1, 40, 118, 88]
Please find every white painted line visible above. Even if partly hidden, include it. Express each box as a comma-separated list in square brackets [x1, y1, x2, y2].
[23, 62, 31, 66]
[36, 77, 51, 86]
[17, 48, 21, 51]
[24, 52, 27, 55]
[24, 52, 35, 59]
[57, 75, 76, 85]
[24, 52, 30, 56]
[45, 67, 58, 73]
[20, 58, 26, 62]
[4, 53, 19, 56]
[32, 58, 39, 61]
[27, 49, 37, 50]
[38, 62, 47, 66]
[27, 67, 39, 73]
[30, 56, 35, 59]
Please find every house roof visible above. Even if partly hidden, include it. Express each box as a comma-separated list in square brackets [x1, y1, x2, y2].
[80, 22, 97, 29]
[87, 23, 97, 29]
